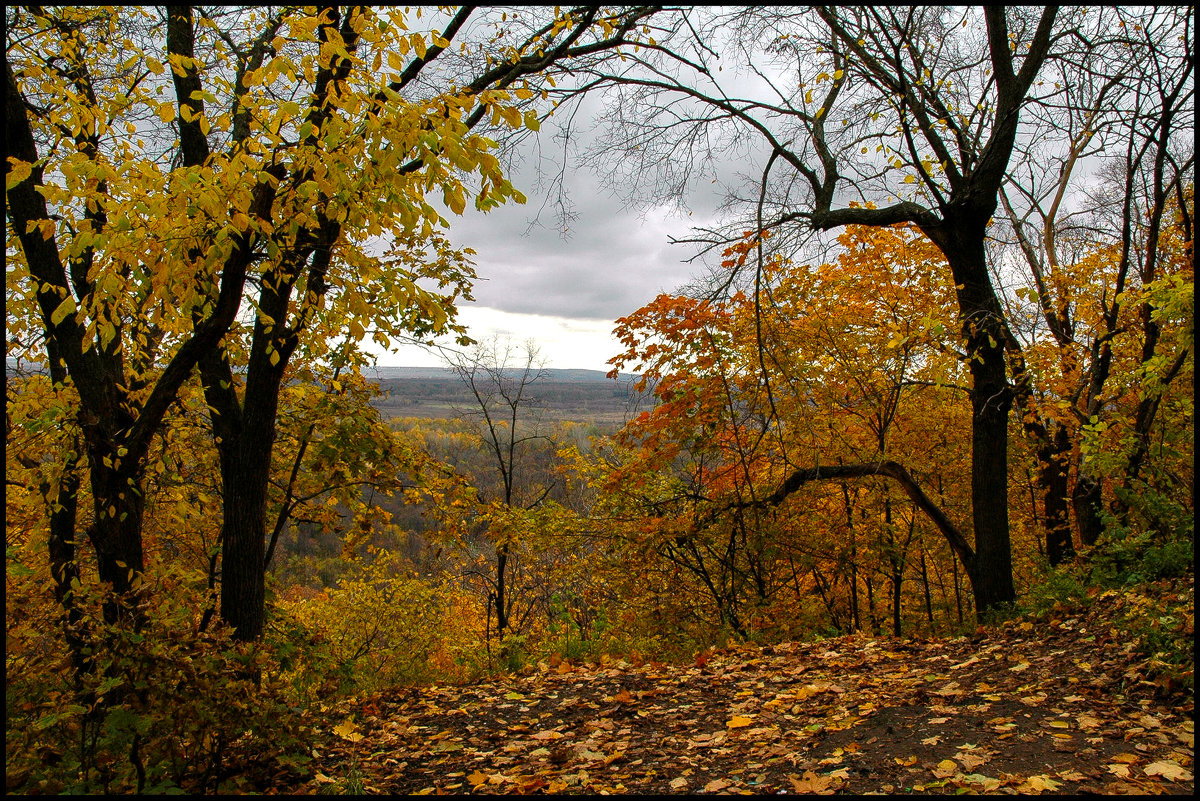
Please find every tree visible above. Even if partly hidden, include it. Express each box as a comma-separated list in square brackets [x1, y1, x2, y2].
[561, 6, 1192, 612]
[603, 225, 980, 634]
[444, 339, 558, 654]
[995, 6, 1193, 557]
[6, 5, 663, 642]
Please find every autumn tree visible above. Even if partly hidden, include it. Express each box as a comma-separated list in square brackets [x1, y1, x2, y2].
[602, 225, 979, 636]
[557, 6, 1195, 613]
[995, 6, 1193, 558]
[441, 339, 562, 654]
[6, 5, 663, 642]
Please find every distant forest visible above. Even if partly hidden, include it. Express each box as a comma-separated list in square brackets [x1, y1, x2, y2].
[368, 370, 652, 423]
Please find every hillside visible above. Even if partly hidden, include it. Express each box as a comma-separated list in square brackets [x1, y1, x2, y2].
[263, 578, 1193, 795]
[364, 367, 652, 424]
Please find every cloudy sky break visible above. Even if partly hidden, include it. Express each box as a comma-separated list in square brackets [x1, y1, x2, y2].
[381, 157, 716, 372]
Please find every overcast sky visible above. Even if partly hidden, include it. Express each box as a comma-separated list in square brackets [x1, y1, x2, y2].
[378, 149, 723, 372]
[376, 10, 776, 372]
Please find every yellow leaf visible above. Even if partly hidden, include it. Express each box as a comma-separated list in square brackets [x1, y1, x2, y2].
[50, 295, 76, 327]
[1025, 775, 1061, 791]
[443, 185, 465, 215]
[1144, 761, 1192, 782]
[6, 158, 32, 190]
[936, 758, 958, 773]
[332, 720, 363, 742]
[726, 715, 753, 728]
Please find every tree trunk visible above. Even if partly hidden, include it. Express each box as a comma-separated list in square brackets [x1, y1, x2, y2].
[495, 544, 510, 637]
[84, 448, 148, 626]
[919, 547, 934, 624]
[218, 447, 271, 642]
[926, 227, 1016, 614]
[1040, 423, 1075, 565]
[1073, 474, 1105, 547]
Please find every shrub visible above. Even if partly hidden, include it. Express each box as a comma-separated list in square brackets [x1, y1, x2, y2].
[6, 566, 308, 794]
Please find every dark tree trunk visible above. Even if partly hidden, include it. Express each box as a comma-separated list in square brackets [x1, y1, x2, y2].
[1073, 474, 1105, 548]
[924, 225, 1016, 614]
[84, 442, 148, 626]
[211, 322, 292, 642]
[1040, 423, 1075, 565]
[919, 547, 934, 624]
[495, 544, 510, 637]
[218, 443, 272, 642]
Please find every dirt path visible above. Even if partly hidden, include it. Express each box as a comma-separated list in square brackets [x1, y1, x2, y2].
[284, 583, 1193, 795]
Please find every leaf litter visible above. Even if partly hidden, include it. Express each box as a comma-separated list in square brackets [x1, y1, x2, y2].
[269, 579, 1191, 795]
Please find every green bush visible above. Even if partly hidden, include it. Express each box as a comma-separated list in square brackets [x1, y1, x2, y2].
[6, 569, 309, 794]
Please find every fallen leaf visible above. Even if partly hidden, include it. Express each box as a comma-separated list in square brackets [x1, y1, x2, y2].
[468, 771, 488, 787]
[332, 720, 363, 743]
[788, 771, 839, 794]
[895, 755, 918, 766]
[704, 778, 731, 792]
[1023, 775, 1062, 792]
[726, 715, 753, 728]
[669, 777, 688, 791]
[958, 752, 989, 771]
[530, 730, 564, 741]
[959, 773, 1001, 791]
[1107, 764, 1131, 778]
[1144, 761, 1193, 782]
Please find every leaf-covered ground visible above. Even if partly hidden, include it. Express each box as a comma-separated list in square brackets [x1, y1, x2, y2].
[271, 579, 1193, 795]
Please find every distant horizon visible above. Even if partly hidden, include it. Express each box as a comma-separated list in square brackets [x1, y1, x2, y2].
[5, 358, 631, 379]
[364, 364, 638, 382]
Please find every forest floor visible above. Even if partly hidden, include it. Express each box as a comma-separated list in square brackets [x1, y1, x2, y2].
[270, 577, 1193, 795]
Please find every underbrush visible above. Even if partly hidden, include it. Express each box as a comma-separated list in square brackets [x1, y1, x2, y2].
[1019, 511, 1194, 698]
[5, 567, 308, 794]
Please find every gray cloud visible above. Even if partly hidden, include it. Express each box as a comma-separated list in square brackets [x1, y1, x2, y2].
[443, 147, 722, 320]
